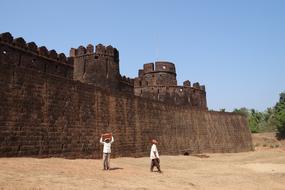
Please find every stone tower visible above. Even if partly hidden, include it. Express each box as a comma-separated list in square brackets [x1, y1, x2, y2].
[70, 44, 121, 90]
[138, 61, 177, 86]
[134, 61, 207, 109]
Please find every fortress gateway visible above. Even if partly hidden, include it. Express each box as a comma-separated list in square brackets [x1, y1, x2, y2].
[0, 32, 252, 158]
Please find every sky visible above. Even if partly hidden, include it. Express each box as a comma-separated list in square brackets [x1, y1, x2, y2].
[1, 0, 284, 111]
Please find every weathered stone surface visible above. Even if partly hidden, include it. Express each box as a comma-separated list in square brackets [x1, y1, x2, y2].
[27, 42, 38, 53]
[77, 46, 86, 56]
[183, 80, 191, 87]
[13, 37, 26, 48]
[57, 53, 67, 63]
[134, 62, 207, 108]
[73, 43, 123, 92]
[0, 33, 253, 158]
[38, 46, 49, 57]
[86, 44, 94, 54]
[48, 50, 58, 60]
[0, 32, 13, 43]
[0, 39, 72, 79]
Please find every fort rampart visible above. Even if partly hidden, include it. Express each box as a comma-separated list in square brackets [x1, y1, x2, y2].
[0, 33, 253, 158]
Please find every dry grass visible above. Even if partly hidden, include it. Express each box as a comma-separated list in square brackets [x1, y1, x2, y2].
[0, 133, 285, 190]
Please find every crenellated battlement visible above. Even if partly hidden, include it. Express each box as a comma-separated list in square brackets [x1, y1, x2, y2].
[120, 75, 134, 86]
[136, 61, 178, 87]
[189, 82, 206, 91]
[0, 32, 252, 159]
[0, 32, 69, 64]
[134, 61, 207, 108]
[70, 42, 122, 91]
[0, 32, 206, 108]
[0, 32, 73, 79]
[141, 61, 176, 75]
[69, 43, 119, 62]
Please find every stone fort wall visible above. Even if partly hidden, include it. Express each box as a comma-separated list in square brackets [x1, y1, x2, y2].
[70, 43, 133, 93]
[0, 33, 253, 158]
[134, 62, 207, 109]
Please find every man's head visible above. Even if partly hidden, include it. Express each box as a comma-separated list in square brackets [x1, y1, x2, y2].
[151, 139, 158, 144]
[104, 138, 111, 143]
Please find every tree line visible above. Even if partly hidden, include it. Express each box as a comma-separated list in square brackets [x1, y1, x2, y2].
[232, 92, 285, 139]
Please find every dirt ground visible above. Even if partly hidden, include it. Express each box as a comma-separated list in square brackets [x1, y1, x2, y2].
[0, 133, 285, 190]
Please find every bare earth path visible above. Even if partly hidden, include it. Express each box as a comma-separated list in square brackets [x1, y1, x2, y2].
[0, 148, 285, 190]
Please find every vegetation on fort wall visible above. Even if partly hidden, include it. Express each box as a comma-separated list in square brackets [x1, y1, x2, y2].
[233, 92, 285, 138]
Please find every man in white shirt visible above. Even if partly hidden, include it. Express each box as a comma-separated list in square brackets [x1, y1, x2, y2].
[150, 139, 162, 173]
[100, 135, 114, 170]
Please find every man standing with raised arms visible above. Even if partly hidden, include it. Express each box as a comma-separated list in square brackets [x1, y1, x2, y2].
[100, 133, 114, 170]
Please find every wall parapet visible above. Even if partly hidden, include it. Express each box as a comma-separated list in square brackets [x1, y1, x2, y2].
[0, 32, 70, 65]
[140, 61, 176, 75]
[0, 32, 252, 158]
[120, 75, 134, 86]
[0, 32, 73, 79]
[69, 43, 119, 62]
[0, 60, 253, 158]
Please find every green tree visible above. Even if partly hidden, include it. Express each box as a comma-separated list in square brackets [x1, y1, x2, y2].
[233, 108, 271, 133]
[233, 91, 285, 135]
[233, 107, 248, 116]
[272, 92, 285, 138]
[233, 108, 258, 133]
[248, 109, 262, 133]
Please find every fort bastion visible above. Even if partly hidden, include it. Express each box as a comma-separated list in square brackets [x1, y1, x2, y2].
[0, 32, 253, 158]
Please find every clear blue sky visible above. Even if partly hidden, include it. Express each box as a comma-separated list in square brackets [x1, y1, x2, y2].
[1, 0, 284, 111]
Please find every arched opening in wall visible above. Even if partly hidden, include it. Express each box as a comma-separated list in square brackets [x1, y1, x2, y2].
[44, 64, 47, 72]
[139, 81, 142, 86]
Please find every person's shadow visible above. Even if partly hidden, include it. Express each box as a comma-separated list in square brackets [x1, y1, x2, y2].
[109, 167, 123, 171]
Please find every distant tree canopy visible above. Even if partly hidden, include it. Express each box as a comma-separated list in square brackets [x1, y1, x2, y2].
[271, 92, 285, 138]
[233, 91, 285, 138]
